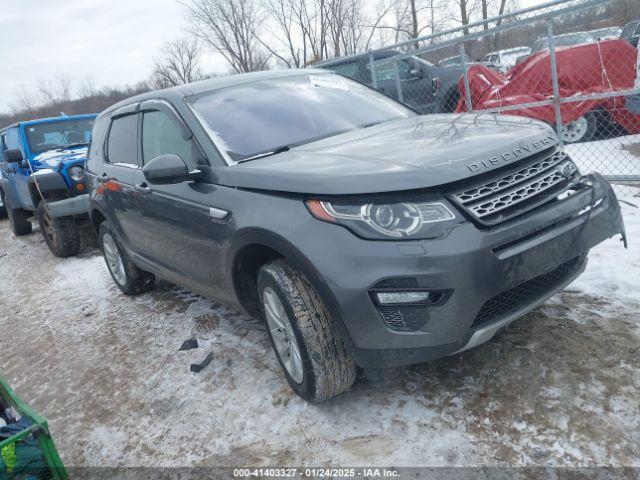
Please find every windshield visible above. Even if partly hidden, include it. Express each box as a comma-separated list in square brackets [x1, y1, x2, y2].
[25, 118, 94, 154]
[188, 74, 414, 162]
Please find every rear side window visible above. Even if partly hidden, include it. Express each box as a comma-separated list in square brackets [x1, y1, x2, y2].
[107, 114, 138, 166]
[141, 110, 195, 166]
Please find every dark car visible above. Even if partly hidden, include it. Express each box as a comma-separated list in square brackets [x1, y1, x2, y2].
[85, 70, 625, 402]
[315, 51, 463, 114]
[621, 19, 640, 47]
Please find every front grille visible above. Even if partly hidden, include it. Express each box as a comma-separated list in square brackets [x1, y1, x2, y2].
[450, 151, 577, 226]
[379, 306, 429, 332]
[471, 256, 585, 329]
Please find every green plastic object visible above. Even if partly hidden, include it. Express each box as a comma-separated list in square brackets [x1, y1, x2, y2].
[0, 377, 68, 480]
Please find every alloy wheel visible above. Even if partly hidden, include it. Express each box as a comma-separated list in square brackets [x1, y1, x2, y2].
[262, 286, 304, 384]
[102, 233, 127, 286]
[40, 208, 58, 247]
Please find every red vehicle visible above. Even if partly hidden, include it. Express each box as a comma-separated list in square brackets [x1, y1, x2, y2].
[457, 39, 640, 143]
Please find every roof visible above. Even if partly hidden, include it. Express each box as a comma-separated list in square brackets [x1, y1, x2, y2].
[314, 50, 398, 68]
[1, 113, 97, 132]
[100, 68, 331, 117]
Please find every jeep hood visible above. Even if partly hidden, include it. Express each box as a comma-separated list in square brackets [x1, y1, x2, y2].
[219, 114, 558, 196]
[33, 147, 88, 170]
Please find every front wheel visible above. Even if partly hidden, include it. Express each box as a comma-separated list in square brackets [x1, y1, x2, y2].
[37, 202, 80, 257]
[257, 260, 357, 402]
[99, 222, 155, 295]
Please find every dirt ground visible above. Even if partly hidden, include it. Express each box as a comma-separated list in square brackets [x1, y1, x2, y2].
[0, 216, 638, 468]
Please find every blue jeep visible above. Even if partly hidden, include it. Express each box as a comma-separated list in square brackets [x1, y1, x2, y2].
[0, 114, 97, 257]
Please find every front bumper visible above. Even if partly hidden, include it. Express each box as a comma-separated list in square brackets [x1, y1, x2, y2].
[46, 194, 90, 218]
[297, 173, 625, 368]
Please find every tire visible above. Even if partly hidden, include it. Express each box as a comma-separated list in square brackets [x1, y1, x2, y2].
[36, 202, 81, 257]
[257, 259, 357, 402]
[2, 191, 32, 236]
[98, 221, 155, 295]
[560, 111, 598, 144]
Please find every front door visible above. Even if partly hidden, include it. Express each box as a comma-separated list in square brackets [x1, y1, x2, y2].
[134, 102, 223, 292]
[4, 127, 31, 208]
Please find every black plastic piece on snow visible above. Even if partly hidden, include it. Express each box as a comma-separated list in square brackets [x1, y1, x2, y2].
[179, 338, 198, 351]
[190, 352, 214, 373]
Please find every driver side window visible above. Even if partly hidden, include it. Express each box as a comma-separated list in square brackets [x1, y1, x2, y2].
[142, 110, 197, 167]
[371, 59, 412, 82]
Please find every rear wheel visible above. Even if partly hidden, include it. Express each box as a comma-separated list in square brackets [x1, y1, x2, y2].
[99, 222, 155, 295]
[37, 202, 80, 257]
[560, 112, 597, 144]
[2, 192, 32, 236]
[257, 260, 357, 402]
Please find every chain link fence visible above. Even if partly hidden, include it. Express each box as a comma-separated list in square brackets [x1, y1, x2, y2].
[318, 0, 640, 193]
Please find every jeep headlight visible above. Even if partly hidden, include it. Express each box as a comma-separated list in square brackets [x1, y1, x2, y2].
[68, 165, 85, 182]
[306, 198, 459, 239]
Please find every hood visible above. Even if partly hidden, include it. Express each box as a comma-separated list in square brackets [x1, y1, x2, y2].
[32, 146, 88, 171]
[220, 114, 558, 195]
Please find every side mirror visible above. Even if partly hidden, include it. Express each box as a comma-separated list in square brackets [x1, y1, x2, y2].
[3, 149, 23, 164]
[142, 154, 202, 184]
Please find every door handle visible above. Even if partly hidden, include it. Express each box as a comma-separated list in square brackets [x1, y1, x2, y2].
[134, 183, 151, 193]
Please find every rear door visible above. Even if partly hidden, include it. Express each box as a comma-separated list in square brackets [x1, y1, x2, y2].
[134, 100, 221, 289]
[99, 106, 147, 253]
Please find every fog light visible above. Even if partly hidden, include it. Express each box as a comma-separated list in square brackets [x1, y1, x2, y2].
[376, 291, 433, 305]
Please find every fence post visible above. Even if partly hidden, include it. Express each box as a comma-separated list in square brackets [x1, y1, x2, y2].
[460, 43, 473, 112]
[369, 51, 378, 90]
[546, 19, 564, 147]
[393, 59, 404, 103]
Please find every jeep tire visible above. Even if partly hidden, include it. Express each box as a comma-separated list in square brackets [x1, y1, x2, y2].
[2, 191, 32, 236]
[37, 202, 81, 257]
[257, 259, 357, 402]
[99, 222, 155, 295]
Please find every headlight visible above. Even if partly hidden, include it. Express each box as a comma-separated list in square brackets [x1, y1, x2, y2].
[68, 165, 85, 182]
[306, 198, 459, 239]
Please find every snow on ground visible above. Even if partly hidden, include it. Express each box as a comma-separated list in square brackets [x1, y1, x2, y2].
[566, 134, 640, 179]
[0, 189, 639, 469]
[570, 186, 640, 305]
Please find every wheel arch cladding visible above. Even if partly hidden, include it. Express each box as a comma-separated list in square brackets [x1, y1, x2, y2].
[229, 228, 355, 348]
[89, 208, 106, 234]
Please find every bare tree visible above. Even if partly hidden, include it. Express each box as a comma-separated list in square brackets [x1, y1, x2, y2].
[37, 73, 72, 106]
[259, 0, 327, 68]
[183, 0, 269, 73]
[151, 37, 204, 88]
[11, 85, 38, 113]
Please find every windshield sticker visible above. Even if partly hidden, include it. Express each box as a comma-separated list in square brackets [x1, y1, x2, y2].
[309, 75, 349, 91]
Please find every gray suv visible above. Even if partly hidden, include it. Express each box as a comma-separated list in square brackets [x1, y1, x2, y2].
[85, 70, 625, 402]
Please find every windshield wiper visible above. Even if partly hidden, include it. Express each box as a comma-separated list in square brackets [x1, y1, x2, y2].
[56, 142, 89, 151]
[237, 144, 295, 163]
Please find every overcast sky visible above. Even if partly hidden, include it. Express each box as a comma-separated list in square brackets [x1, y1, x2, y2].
[1, 0, 546, 115]
[0, 0, 225, 114]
